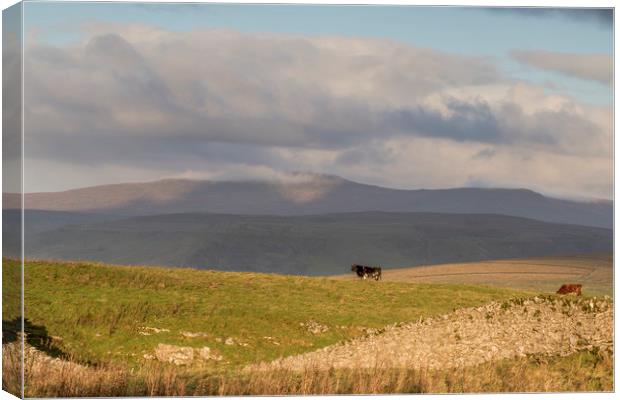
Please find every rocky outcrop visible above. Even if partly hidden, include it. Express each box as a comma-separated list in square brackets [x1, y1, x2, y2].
[300, 320, 329, 335]
[180, 331, 208, 338]
[147, 343, 222, 365]
[138, 326, 170, 336]
[249, 296, 613, 372]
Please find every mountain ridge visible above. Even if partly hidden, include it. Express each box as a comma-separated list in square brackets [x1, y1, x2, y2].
[6, 175, 613, 202]
[3, 175, 612, 228]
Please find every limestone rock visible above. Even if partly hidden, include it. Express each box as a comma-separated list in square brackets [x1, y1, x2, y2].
[154, 344, 194, 365]
[181, 331, 208, 338]
[300, 321, 330, 335]
[247, 296, 613, 372]
[198, 346, 223, 361]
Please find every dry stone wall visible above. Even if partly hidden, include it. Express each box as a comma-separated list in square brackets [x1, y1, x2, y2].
[250, 296, 613, 371]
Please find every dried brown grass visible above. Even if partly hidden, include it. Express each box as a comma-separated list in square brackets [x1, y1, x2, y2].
[195, 349, 613, 395]
[3, 343, 612, 397]
[2, 341, 22, 397]
[3, 343, 131, 397]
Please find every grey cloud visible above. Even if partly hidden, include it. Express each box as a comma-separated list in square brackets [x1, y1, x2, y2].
[499, 103, 607, 157]
[464, 177, 497, 188]
[386, 99, 502, 143]
[383, 97, 605, 156]
[84, 34, 179, 114]
[488, 8, 613, 27]
[472, 148, 497, 160]
[3, 28, 22, 193]
[24, 30, 503, 154]
[21, 27, 611, 198]
[26, 31, 596, 163]
[512, 50, 612, 86]
[3, 30, 22, 164]
[335, 143, 395, 166]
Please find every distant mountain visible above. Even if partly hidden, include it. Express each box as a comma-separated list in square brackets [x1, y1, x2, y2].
[4, 175, 613, 228]
[22, 211, 612, 275]
[2, 209, 119, 258]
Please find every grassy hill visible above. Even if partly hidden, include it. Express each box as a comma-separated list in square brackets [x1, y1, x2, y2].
[333, 253, 614, 297]
[22, 211, 613, 275]
[3, 258, 613, 396]
[4, 258, 530, 369]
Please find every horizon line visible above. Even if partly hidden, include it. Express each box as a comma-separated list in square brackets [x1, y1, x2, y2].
[7, 174, 614, 203]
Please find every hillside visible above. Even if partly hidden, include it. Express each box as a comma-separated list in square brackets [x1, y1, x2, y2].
[4, 259, 528, 369]
[3, 258, 612, 396]
[2, 209, 119, 258]
[5, 175, 612, 227]
[333, 254, 614, 296]
[20, 211, 613, 275]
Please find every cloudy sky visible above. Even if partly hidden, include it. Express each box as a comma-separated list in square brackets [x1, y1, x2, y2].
[18, 3, 613, 200]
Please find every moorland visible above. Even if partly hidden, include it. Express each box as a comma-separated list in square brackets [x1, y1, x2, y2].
[2, 255, 613, 396]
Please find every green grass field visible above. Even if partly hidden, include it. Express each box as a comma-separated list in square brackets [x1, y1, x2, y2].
[3, 258, 530, 370]
[2, 258, 614, 396]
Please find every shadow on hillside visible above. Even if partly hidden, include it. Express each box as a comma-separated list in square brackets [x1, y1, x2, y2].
[3, 317, 67, 358]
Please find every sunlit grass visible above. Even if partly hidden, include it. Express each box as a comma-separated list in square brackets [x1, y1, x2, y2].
[3, 258, 530, 369]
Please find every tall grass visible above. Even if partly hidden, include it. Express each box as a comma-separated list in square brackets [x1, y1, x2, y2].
[4, 344, 612, 397]
[3, 343, 130, 397]
[1, 342, 22, 397]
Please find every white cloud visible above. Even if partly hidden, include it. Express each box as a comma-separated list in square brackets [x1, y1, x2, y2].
[22, 25, 612, 199]
[512, 50, 612, 86]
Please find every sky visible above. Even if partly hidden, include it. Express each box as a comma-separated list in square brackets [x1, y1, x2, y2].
[9, 2, 614, 199]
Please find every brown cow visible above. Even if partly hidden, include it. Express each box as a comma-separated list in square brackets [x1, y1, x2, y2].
[556, 284, 582, 296]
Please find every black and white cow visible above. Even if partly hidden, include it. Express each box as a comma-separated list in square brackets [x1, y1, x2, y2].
[351, 264, 382, 281]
